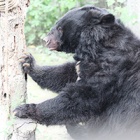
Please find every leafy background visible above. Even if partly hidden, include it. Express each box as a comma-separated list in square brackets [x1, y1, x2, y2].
[25, 0, 138, 46]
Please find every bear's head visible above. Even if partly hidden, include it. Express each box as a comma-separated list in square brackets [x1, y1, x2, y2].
[43, 6, 122, 61]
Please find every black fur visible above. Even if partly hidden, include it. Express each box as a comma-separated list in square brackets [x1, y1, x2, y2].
[14, 6, 140, 140]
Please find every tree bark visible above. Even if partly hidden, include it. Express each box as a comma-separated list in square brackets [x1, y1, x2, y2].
[0, 0, 37, 139]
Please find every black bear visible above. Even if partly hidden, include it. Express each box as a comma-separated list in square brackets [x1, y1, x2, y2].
[14, 5, 140, 140]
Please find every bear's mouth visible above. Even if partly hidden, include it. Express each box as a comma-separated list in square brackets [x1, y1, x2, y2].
[43, 35, 62, 51]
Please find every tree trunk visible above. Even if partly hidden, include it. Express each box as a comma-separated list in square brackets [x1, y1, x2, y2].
[0, 0, 37, 139]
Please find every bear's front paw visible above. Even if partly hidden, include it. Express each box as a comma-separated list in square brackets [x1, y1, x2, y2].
[19, 53, 36, 73]
[14, 104, 36, 119]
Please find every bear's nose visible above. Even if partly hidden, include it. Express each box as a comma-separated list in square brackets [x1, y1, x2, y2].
[43, 37, 51, 45]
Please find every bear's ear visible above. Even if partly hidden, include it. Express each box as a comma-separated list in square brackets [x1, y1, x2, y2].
[100, 14, 115, 24]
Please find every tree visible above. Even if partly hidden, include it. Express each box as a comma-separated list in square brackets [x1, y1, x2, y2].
[0, 0, 36, 139]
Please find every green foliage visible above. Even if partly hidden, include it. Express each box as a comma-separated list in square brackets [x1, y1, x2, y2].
[106, 0, 138, 25]
[28, 47, 74, 66]
[25, 0, 138, 46]
[106, 0, 115, 7]
[25, 0, 94, 45]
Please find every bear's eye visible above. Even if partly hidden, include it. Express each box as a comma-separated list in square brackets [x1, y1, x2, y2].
[58, 27, 63, 34]
[58, 27, 62, 31]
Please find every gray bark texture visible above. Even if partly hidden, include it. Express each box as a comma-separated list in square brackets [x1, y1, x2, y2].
[0, 0, 37, 139]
